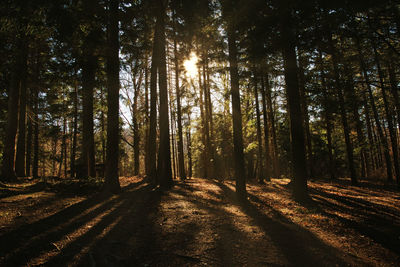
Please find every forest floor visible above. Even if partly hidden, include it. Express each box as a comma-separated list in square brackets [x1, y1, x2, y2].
[0, 176, 399, 266]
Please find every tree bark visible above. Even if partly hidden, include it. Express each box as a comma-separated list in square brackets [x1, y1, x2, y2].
[260, 73, 271, 181]
[253, 69, 264, 183]
[356, 38, 393, 182]
[15, 43, 28, 178]
[328, 33, 357, 185]
[371, 36, 400, 185]
[227, 21, 246, 198]
[317, 50, 336, 180]
[104, 0, 121, 193]
[298, 55, 313, 179]
[157, 0, 172, 188]
[1, 39, 25, 181]
[280, 4, 308, 200]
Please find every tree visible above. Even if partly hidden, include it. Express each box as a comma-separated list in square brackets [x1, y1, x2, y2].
[104, 0, 121, 193]
[279, 2, 308, 200]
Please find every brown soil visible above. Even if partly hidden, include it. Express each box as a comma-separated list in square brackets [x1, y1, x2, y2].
[0, 177, 399, 266]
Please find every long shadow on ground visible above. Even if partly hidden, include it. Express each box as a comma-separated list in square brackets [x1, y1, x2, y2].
[0, 179, 160, 266]
[310, 187, 400, 255]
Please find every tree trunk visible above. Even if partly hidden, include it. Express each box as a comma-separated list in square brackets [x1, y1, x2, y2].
[265, 74, 280, 178]
[280, 4, 308, 200]
[70, 79, 78, 178]
[344, 66, 369, 179]
[15, 45, 28, 177]
[1, 39, 25, 181]
[144, 53, 150, 178]
[328, 33, 357, 185]
[32, 78, 39, 179]
[227, 21, 246, 198]
[26, 97, 32, 177]
[356, 38, 393, 182]
[187, 113, 193, 178]
[81, 43, 97, 178]
[388, 59, 400, 132]
[157, 0, 172, 188]
[104, 0, 121, 193]
[197, 61, 208, 178]
[253, 70, 264, 183]
[133, 89, 140, 176]
[147, 3, 161, 183]
[317, 50, 336, 180]
[260, 73, 271, 181]
[371, 38, 400, 185]
[173, 27, 186, 180]
[298, 55, 313, 179]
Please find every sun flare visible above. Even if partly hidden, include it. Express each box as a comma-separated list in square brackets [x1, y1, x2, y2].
[183, 53, 198, 79]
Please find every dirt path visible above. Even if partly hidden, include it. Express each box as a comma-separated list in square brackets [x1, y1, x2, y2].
[0, 177, 399, 266]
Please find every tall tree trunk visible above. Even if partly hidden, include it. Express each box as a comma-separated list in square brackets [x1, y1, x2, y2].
[173, 26, 186, 180]
[147, 4, 162, 183]
[104, 0, 121, 193]
[356, 38, 393, 182]
[298, 55, 314, 179]
[317, 50, 336, 180]
[363, 90, 377, 171]
[81, 46, 96, 178]
[197, 62, 208, 178]
[265, 74, 280, 178]
[388, 59, 400, 131]
[187, 113, 193, 178]
[205, 58, 216, 178]
[58, 117, 66, 177]
[26, 96, 32, 177]
[227, 21, 246, 198]
[328, 33, 357, 185]
[371, 37, 400, 185]
[144, 53, 150, 177]
[132, 89, 140, 176]
[253, 69, 264, 183]
[32, 77, 39, 179]
[15, 41, 28, 178]
[1, 39, 25, 181]
[260, 73, 271, 181]
[344, 66, 369, 179]
[169, 86, 177, 179]
[70, 79, 78, 178]
[100, 86, 106, 165]
[157, 0, 172, 188]
[280, 4, 308, 199]
[202, 56, 213, 178]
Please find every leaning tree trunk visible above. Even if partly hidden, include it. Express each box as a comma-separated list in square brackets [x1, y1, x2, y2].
[104, 0, 121, 193]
